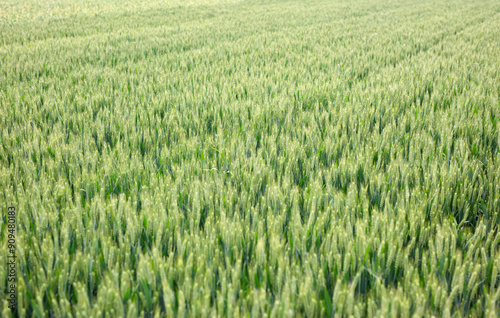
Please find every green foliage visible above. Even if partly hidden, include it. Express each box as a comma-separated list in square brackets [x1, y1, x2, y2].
[0, 0, 499, 316]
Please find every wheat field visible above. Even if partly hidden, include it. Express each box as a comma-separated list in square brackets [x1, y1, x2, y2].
[0, 0, 499, 316]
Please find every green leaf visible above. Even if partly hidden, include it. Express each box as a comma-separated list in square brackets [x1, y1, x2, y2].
[324, 287, 333, 317]
[141, 279, 152, 311]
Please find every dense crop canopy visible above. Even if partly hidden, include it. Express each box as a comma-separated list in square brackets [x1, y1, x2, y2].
[0, 0, 499, 316]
